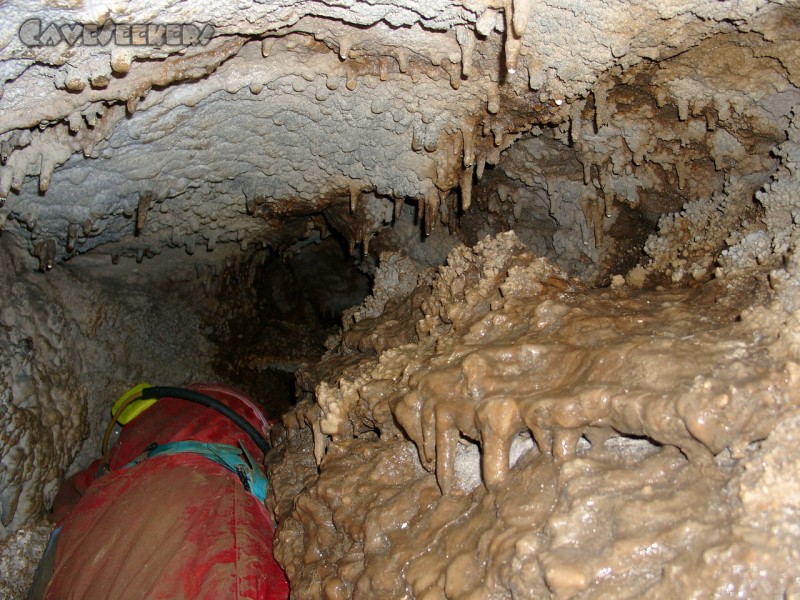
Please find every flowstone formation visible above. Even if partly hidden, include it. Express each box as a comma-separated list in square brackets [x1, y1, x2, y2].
[271, 230, 800, 599]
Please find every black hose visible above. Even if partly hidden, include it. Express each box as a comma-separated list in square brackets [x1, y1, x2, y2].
[139, 386, 270, 455]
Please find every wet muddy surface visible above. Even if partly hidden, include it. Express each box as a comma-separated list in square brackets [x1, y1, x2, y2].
[270, 232, 800, 599]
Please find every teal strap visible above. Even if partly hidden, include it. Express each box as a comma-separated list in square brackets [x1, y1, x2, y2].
[124, 441, 269, 503]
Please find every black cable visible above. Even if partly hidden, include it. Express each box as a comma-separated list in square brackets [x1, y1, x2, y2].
[139, 386, 270, 455]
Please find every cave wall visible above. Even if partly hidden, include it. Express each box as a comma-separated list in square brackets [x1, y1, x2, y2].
[0, 240, 223, 541]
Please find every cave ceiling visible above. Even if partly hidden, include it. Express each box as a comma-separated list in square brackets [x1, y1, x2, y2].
[1, 0, 797, 279]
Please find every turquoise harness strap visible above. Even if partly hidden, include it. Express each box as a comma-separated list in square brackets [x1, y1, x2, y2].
[123, 441, 269, 504]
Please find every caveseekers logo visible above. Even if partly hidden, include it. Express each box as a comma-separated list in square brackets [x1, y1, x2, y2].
[19, 19, 215, 47]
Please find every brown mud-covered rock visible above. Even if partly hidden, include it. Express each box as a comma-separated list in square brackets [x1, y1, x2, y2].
[271, 231, 800, 598]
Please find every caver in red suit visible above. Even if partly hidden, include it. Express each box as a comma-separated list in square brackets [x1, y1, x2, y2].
[30, 383, 289, 600]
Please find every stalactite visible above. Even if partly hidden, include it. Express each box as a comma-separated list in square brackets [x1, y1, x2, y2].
[503, 0, 524, 74]
[505, 35, 523, 75]
[38, 155, 54, 193]
[345, 66, 357, 91]
[512, 0, 534, 38]
[676, 160, 687, 190]
[65, 223, 79, 253]
[261, 37, 275, 58]
[68, 113, 82, 133]
[394, 50, 409, 74]
[677, 97, 690, 121]
[476, 154, 487, 179]
[462, 124, 476, 167]
[475, 9, 498, 37]
[349, 181, 361, 213]
[424, 126, 440, 153]
[460, 165, 475, 211]
[126, 95, 140, 115]
[455, 25, 475, 78]
[570, 99, 584, 144]
[411, 123, 424, 152]
[442, 60, 461, 90]
[34, 238, 57, 271]
[594, 80, 613, 129]
[135, 191, 154, 235]
[338, 36, 352, 60]
[379, 56, 390, 81]
[487, 86, 501, 114]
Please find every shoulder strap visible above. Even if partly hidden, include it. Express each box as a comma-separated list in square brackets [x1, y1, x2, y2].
[123, 440, 269, 503]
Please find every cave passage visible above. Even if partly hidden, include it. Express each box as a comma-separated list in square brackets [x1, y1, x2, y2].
[211, 232, 372, 419]
[1, 1, 800, 598]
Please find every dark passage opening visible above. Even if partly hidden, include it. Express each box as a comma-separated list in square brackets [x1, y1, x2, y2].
[210, 232, 371, 419]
